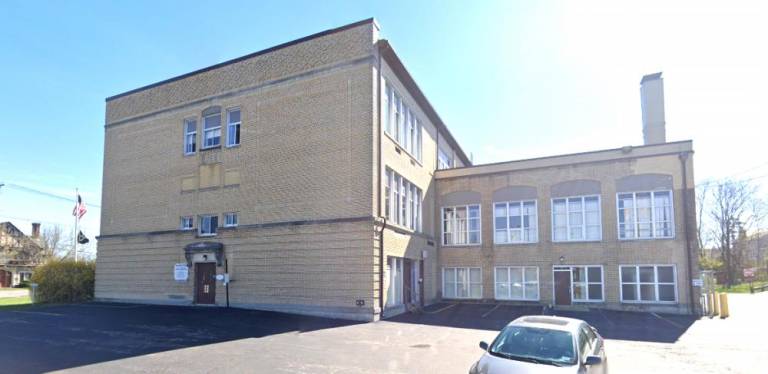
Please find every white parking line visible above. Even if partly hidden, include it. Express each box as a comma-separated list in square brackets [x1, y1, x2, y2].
[650, 312, 685, 329]
[423, 303, 456, 314]
[481, 304, 501, 318]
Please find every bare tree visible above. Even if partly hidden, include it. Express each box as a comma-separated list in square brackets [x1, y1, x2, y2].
[708, 180, 762, 286]
[44, 225, 80, 260]
[696, 182, 710, 254]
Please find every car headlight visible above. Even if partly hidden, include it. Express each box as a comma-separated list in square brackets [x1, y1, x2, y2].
[469, 361, 479, 374]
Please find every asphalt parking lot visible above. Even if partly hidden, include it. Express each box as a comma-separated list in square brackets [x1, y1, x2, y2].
[0, 293, 764, 373]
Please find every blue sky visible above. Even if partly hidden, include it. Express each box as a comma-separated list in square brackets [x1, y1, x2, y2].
[1, 0, 767, 243]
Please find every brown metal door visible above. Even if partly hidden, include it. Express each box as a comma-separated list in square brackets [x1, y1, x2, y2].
[554, 270, 572, 305]
[195, 263, 216, 304]
[403, 259, 412, 304]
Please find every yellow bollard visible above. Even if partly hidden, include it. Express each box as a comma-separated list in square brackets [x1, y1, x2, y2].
[707, 293, 715, 316]
[719, 293, 729, 319]
[712, 292, 719, 316]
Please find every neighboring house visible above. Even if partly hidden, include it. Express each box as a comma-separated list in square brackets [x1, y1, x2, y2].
[0, 222, 42, 287]
[96, 18, 700, 320]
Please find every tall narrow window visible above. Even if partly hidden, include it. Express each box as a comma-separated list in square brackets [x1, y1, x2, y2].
[552, 196, 601, 242]
[226, 108, 241, 147]
[384, 170, 391, 220]
[184, 119, 197, 155]
[203, 112, 221, 148]
[618, 191, 674, 239]
[383, 80, 391, 134]
[442, 205, 481, 245]
[438, 148, 453, 170]
[494, 200, 538, 244]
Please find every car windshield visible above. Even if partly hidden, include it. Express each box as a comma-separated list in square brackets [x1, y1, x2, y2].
[489, 325, 576, 366]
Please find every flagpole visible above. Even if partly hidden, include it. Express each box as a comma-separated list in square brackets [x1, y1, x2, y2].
[74, 188, 78, 263]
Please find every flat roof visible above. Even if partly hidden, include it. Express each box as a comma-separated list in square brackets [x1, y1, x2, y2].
[106, 18, 375, 101]
[436, 140, 693, 179]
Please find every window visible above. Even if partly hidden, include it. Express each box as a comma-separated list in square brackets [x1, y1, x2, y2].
[387, 257, 404, 307]
[443, 267, 482, 299]
[618, 191, 674, 239]
[226, 108, 241, 147]
[202, 112, 221, 148]
[620, 265, 677, 303]
[224, 212, 238, 227]
[495, 266, 539, 300]
[442, 205, 481, 245]
[184, 119, 197, 155]
[198, 214, 218, 236]
[384, 168, 422, 231]
[552, 196, 601, 242]
[571, 266, 603, 301]
[180, 216, 194, 230]
[382, 81, 422, 161]
[494, 200, 538, 244]
[438, 148, 453, 170]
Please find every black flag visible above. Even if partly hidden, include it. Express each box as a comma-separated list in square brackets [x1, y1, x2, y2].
[77, 231, 89, 244]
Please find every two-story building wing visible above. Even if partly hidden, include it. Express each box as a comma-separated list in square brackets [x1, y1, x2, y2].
[96, 19, 700, 320]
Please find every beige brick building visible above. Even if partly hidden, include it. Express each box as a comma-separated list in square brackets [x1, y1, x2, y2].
[97, 19, 700, 320]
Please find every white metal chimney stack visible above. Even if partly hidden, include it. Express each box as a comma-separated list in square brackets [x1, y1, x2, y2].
[640, 72, 666, 145]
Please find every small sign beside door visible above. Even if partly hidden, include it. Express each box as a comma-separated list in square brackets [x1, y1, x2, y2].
[692, 278, 703, 287]
[174, 264, 189, 281]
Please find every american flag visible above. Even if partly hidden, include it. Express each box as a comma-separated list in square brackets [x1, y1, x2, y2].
[72, 194, 87, 219]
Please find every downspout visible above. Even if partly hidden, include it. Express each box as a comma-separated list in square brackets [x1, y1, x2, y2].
[376, 44, 386, 315]
[679, 151, 695, 315]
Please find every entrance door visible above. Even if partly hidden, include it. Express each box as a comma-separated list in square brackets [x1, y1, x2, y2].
[195, 263, 216, 304]
[403, 259, 412, 305]
[554, 270, 572, 305]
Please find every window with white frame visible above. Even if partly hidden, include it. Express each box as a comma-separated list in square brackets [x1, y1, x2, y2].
[442, 205, 481, 245]
[183, 119, 197, 155]
[552, 196, 601, 241]
[223, 212, 238, 227]
[384, 168, 421, 231]
[495, 266, 539, 300]
[198, 214, 218, 236]
[202, 112, 221, 148]
[437, 148, 453, 170]
[620, 265, 677, 303]
[387, 257, 404, 307]
[571, 266, 603, 301]
[382, 80, 422, 161]
[180, 216, 194, 230]
[443, 267, 482, 299]
[494, 200, 538, 244]
[618, 191, 674, 239]
[226, 108, 241, 147]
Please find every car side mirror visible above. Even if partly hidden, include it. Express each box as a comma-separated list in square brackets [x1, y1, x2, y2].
[479, 341, 489, 351]
[584, 355, 602, 366]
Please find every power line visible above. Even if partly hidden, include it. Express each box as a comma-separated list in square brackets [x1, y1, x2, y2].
[1, 183, 101, 208]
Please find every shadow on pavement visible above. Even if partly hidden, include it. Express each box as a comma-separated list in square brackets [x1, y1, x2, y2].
[389, 302, 697, 343]
[0, 302, 361, 374]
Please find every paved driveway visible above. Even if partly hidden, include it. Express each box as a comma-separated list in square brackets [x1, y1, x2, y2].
[0, 294, 765, 373]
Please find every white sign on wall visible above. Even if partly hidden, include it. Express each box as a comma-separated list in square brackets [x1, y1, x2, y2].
[692, 278, 703, 287]
[174, 264, 189, 281]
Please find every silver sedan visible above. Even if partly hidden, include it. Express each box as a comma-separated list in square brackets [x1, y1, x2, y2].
[469, 315, 607, 373]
